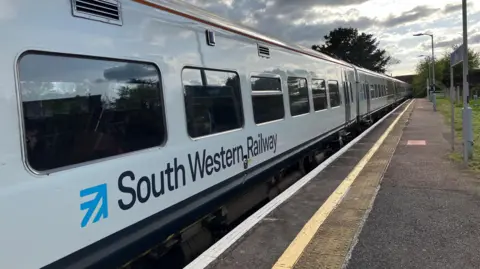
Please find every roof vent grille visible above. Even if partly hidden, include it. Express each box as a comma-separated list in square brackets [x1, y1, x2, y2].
[258, 44, 270, 58]
[72, 0, 122, 25]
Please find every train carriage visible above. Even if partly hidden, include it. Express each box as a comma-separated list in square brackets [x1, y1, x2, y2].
[0, 0, 411, 268]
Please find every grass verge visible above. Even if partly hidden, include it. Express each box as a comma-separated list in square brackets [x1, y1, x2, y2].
[436, 96, 480, 171]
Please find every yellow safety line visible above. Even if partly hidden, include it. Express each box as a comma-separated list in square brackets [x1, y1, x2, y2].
[272, 100, 414, 269]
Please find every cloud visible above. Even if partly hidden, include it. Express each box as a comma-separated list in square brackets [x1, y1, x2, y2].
[420, 29, 480, 50]
[382, 6, 440, 28]
[443, 2, 474, 14]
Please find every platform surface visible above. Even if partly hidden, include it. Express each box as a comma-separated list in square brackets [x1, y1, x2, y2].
[346, 99, 480, 269]
[199, 98, 480, 269]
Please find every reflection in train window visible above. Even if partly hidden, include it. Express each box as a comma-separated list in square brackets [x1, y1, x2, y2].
[288, 77, 310, 116]
[328, 80, 341, 107]
[18, 52, 166, 171]
[312, 79, 328, 111]
[183, 68, 244, 138]
[251, 76, 284, 124]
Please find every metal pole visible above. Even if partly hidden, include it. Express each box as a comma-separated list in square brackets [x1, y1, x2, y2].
[450, 66, 455, 151]
[431, 35, 436, 110]
[462, 0, 473, 162]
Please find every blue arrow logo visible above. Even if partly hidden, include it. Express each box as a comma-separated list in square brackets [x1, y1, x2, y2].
[80, 183, 109, 228]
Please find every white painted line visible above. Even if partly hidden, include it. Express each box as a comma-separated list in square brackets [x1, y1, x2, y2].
[183, 100, 411, 269]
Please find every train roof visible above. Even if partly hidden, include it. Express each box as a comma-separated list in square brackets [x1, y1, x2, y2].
[133, 0, 410, 85]
[134, 0, 353, 67]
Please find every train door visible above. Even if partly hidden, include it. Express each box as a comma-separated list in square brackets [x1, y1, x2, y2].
[347, 71, 356, 122]
[343, 70, 351, 124]
[365, 81, 371, 114]
[353, 69, 360, 122]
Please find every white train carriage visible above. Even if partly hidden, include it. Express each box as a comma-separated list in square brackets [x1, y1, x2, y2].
[0, 0, 410, 268]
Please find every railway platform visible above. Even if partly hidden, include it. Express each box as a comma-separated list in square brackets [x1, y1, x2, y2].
[186, 98, 480, 269]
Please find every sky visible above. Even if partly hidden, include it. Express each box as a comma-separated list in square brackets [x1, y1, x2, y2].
[183, 0, 480, 76]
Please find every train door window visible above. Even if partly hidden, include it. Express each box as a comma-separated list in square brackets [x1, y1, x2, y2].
[343, 82, 349, 103]
[251, 76, 285, 124]
[287, 77, 310, 116]
[344, 82, 351, 103]
[312, 79, 328, 111]
[183, 67, 243, 138]
[349, 82, 354, 103]
[370, 85, 375, 99]
[18, 52, 166, 172]
[328, 80, 341, 107]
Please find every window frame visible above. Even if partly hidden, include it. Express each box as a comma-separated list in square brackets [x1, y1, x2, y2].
[287, 76, 311, 117]
[327, 80, 342, 108]
[250, 73, 285, 125]
[182, 66, 245, 140]
[311, 78, 329, 112]
[16, 50, 168, 174]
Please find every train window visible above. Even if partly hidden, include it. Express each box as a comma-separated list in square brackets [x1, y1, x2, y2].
[370, 85, 375, 99]
[251, 76, 285, 124]
[312, 79, 328, 111]
[349, 82, 354, 103]
[18, 52, 166, 171]
[183, 68, 243, 138]
[288, 77, 310, 116]
[328, 80, 341, 107]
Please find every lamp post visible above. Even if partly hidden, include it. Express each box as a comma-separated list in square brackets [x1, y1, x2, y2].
[418, 55, 432, 98]
[414, 33, 436, 111]
[462, 0, 472, 161]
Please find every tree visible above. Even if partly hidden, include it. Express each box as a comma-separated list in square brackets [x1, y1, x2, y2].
[412, 46, 480, 97]
[312, 27, 398, 73]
